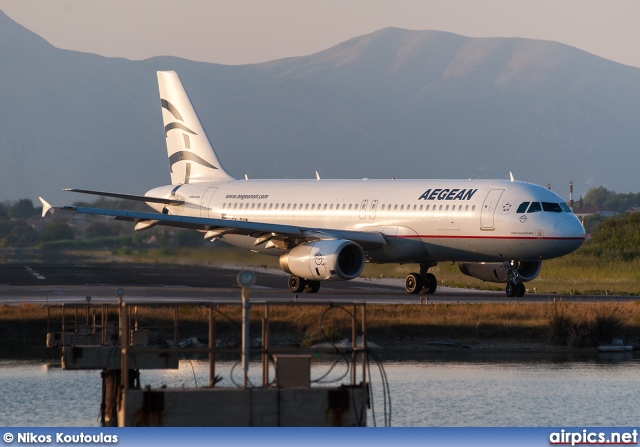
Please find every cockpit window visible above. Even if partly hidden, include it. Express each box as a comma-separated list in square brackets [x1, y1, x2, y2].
[527, 202, 542, 213]
[517, 202, 529, 213]
[560, 202, 572, 213]
[542, 202, 563, 213]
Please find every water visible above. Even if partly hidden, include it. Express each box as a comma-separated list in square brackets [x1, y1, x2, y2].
[1, 352, 639, 427]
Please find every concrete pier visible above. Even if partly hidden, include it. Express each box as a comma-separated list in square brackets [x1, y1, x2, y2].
[120, 385, 369, 426]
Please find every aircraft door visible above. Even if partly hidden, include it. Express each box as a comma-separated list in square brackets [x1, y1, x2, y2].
[359, 200, 368, 220]
[480, 189, 504, 230]
[369, 200, 378, 220]
[200, 187, 218, 218]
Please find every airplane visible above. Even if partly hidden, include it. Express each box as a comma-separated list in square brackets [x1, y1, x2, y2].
[40, 71, 586, 297]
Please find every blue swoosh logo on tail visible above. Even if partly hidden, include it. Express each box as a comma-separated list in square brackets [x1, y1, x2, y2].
[169, 151, 218, 173]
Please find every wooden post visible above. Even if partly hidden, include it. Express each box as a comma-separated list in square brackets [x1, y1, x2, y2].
[208, 305, 216, 387]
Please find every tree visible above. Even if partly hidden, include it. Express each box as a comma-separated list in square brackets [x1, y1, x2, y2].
[582, 187, 613, 209]
[9, 199, 36, 220]
[5, 222, 37, 245]
[41, 221, 75, 241]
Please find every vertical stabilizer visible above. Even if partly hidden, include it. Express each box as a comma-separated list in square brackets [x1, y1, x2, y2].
[157, 71, 234, 184]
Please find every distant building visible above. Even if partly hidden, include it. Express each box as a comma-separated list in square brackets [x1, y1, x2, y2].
[625, 206, 640, 213]
[572, 205, 617, 219]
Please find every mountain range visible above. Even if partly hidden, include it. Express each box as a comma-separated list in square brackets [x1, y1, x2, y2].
[1, 10, 639, 204]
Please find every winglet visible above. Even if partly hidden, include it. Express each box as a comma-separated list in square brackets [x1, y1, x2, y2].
[39, 197, 53, 217]
[509, 172, 515, 183]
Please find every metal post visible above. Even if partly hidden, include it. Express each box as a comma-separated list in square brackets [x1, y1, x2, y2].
[262, 305, 269, 387]
[236, 270, 257, 390]
[208, 305, 216, 387]
[117, 289, 129, 392]
[351, 304, 357, 386]
[101, 305, 106, 346]
[173, 306, 179, 346]
[242, 287, 250, 389]
[121, 300, 129, 391]
[61, 304, 65, 348]
[361, 304, 367, 386]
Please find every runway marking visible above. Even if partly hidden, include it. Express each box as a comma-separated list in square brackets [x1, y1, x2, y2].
[24, 265, 46, 280]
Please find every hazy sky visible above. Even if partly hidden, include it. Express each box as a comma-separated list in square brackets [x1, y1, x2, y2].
[1, 0, 639, 68]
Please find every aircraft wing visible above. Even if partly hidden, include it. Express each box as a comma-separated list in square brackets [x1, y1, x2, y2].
[38, 198, 386, 249]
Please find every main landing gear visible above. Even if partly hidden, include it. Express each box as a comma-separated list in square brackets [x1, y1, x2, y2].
[405, 262, 437, 295]
[288, 275, 321, 294]
[505, 261, 526, 298]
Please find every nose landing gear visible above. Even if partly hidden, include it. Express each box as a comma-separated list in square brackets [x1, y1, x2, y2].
[505, 261, 526, 298]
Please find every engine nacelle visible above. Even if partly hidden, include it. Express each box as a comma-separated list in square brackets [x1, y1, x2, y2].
[279, 239, 365, 281]
[458, 261, 542, 283]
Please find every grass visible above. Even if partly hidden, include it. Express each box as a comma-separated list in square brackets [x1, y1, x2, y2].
[4, 301, 640, 350]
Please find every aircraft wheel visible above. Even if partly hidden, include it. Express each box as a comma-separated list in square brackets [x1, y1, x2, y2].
[288, 275, 306, 293]
[405, 273, 423, 294]
[515, 282, 526, 297]
[506, 283, 516, 298]
[304, 280, 321, 293]
[421, 273, 437, 294]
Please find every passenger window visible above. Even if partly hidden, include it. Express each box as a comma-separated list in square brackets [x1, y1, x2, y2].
[439, 205, 443, 211]
[465, 205, 468, 211]
[517, 202, 529, 213]
[527, 202, 542, 213]
[419, 205, 423, 211]
[472, 205, 476, 211]
[542, 202, 563, 213]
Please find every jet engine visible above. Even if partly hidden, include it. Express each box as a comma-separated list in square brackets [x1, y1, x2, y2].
[458, 261, 542, 283]
[279, 239, 365, 281]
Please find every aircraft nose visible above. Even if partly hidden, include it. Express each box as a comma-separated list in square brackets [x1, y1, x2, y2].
[553, 216, 585, 253]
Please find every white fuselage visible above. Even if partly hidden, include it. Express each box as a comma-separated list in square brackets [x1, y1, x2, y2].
[145, 178, 585, 264]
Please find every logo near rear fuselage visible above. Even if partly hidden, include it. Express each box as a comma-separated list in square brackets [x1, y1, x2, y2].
[418, 188, 478, 201]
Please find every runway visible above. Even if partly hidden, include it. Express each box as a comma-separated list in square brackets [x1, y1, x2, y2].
[0, 258, 632, 305]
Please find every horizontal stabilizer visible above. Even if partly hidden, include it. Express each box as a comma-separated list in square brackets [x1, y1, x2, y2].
[64, 188, 184, 205]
